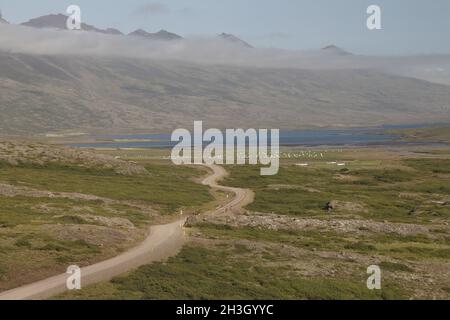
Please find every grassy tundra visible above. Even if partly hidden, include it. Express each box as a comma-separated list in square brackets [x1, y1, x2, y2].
[0, 141, 212, 291]
[63, 146, 450, 300]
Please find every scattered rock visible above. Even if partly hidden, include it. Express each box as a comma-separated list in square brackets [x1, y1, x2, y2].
[54, 224, 134, 246]
[0, 140, 149, 176]
[80, 214, 135, 229]
[203, 212, 434, 236]
[184, 216, 198, 228]
[325, 200, 368, 213]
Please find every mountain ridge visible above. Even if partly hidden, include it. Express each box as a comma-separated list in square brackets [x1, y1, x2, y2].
[0, 10, 8, 24]
[21, 13, 121, 35]
[322, 44, 351, 55]
[12, 13, 252, 46]
[128, 28, 183, 41]
[219, 33, 253, 48]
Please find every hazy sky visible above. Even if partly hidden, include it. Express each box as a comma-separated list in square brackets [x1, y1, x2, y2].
[0, 0, 449, 55]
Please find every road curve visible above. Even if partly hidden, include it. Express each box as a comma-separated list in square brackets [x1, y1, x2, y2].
[0, 164, 251, 300]
[201, 164, 254, 213]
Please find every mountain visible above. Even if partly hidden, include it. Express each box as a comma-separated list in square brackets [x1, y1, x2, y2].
[104, 28, 123, 35]
[128, 29, 183, 41]
[12, 13, 251, 45]
[0, 11, 8, 24]
[21, 14, 122, 35]
[322, 45, 351, 55]
[1, 51, 450, 135]
[219, 33, 253, 48]
[22, 14, 91, 30]
[20, 15, 183, 40]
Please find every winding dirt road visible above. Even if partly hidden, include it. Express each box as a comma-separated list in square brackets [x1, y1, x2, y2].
[0, 164, 252, 300]
[201, 164, 254, 213]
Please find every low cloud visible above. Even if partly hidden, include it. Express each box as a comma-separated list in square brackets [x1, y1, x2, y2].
[1, 23, 450, 85]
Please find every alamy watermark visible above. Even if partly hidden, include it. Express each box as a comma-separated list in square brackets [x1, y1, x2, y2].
[367, 5, 382, 30]
[66, 265, 81, 290]
[64, 4, 381, 32]
[171, 121, 280, 176]
[367, 265, 382, 290]
[66, 5, 81, 30]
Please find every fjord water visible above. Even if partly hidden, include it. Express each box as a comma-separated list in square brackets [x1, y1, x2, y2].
[71, 127, 406, 149]
[71, 123, 450, 149]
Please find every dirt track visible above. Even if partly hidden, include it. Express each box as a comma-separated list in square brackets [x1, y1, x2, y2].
[201, 164, 254, 213]
[0, 164, 252, 300]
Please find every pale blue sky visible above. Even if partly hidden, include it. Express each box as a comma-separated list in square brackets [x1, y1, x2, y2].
[0, 0, 449, 55]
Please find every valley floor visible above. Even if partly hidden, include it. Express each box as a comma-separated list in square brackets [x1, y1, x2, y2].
[59, 146, 449, 300]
